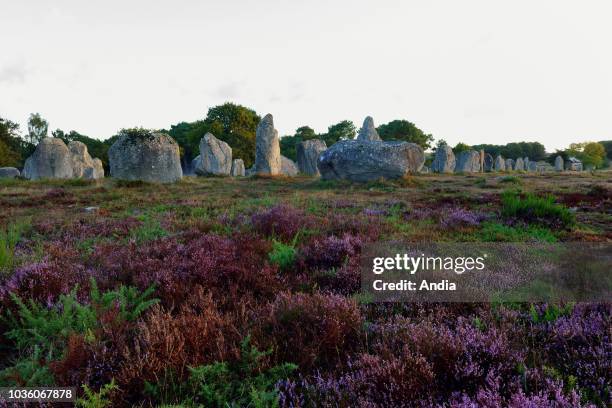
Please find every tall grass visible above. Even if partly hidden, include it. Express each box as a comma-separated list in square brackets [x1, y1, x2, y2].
[501, 191, 575, 229]
[0, 219, 31, 273]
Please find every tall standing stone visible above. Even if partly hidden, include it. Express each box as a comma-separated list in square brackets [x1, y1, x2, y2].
[484, 153, 494, 172]
[455, 150, 481, 173]
[555, 156, 564, 171]
[108, 132, 182, 183]
[514, 157, 524, 171]
[479, 150, 485, 172]
[524, 157, 530, 170]
[505, 158, 514, 171]
[22, 138, 74, 180]
[528, 161, 538, 172]
[195, 133, 232, 176]
[297, 139, 327, 176]
[231, 159, 245, 177]
[356, 116, 382, 141]
[255, 114, 281, 175]
[494, 155, 505, 171]
[431, 145, 455, 173]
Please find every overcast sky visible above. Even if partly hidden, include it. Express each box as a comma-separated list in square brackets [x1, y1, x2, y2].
[1, 0, 611, 151]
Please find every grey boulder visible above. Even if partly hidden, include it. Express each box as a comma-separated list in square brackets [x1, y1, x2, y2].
[195, 133, 232, 176]
[69, 141, 104, 179]
[231, 159, 245, 177]
[505, 158, 515, 171]
[254, 114, 281, 175]
[527, 161, 537, 172]
[109, 132, 182, 183]
[356, 116, 382, 142]
[22, 137, 74, 180]
[514, 157, 524, 171]
[297, 139, 327, 176]
[454, 150, 481, 173]
[0, 167, 20, 179]
[281, 156, 299, 177]
[431, 145, 455, 173]
[554, 156, 564, 171]
[318, 140, 424, 182]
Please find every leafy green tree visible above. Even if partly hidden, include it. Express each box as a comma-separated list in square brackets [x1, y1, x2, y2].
[26, 113, 48, 145]
[321, 120, 355, 146]
[0, 117, 32, 167]
[598, 140, 612, 160]
[280, 126, 319, 161]
[294, 126, 317, 141]
[453, 142, 471, 155]
[377, 119, 434, 150]
[567, 142, 606, 168]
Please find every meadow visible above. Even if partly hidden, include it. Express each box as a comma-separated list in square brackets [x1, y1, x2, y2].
[0, 172, 610, 407]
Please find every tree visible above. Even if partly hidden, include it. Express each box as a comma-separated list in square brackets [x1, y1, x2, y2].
[567, 142, 606, 168]
[377, 119, 434, 150]
[294, 126, 317, 141]
[321, 120, 355, 146]
[453, 142, 471, 155]
[27, 113, 48, 145]
[597, 140, 612, 161]
[0, 117, 32, 167]
[280, 126, 319, 161]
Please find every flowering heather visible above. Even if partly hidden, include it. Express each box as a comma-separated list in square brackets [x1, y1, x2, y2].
[251, 204, 317, 241]
[440, 207, 486, 228]
[298, 233, 363, 271]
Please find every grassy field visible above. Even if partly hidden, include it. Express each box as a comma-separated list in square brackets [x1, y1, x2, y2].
[0, 172, 610, 406]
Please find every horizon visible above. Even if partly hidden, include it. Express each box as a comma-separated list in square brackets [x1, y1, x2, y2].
[2, 0, 611, 152]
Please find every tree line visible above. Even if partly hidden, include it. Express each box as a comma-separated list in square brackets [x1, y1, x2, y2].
[1, 105, 610, 170]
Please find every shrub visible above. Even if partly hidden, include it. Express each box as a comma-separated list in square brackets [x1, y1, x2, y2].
[440, 207, 485, 229]
[501, 191, 575, 229]
[0, 219, 30, 273]
[257, 292, 363, 370]
[298, 233, 363, 271]
[478, 222, 558, 242]
[251, 204, 314, 241]
[269, 239, 297, 271]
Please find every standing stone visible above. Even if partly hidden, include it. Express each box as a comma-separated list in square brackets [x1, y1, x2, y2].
[318, 140, 424, 182]
[524, 157, 530, 170]
[68, 141, 104, 179]
[108, 131, 182, 183]
[356, 116, 382, 142]
[191, 155, 202, 174]
[555, 156, 564, 171]
[22, 138, 74, 180]
[494, 155, 505, 171]
[245, 166, 255, 176]
[514, 157, 524, 171]
[505, 158, 514, 171]
[484, 153, 494, 172]
[431, 145, 455, 173]
[528, 161, 538, 172]
[281, 156, 299, 177]
[297, 139, 327, 176]
[479, 150, 485, 172]
[231, 159, 245, 177]
[195, 133, 232, 176]
[454, 150, 481, 173]
[255, 114, 281, 175]
[0, 167, 20, 178]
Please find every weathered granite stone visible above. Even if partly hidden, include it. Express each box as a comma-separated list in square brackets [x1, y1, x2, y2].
[514, 157, 524, 171]
[0, 167, 20, 178]
[281, 156, 299, 176]
[356, 116, 382, 141]
[431, 145, 455, 173]
[528, 161, 537, 172]
[195, 133, 232, 176]
[108, 132, 182, 183]
[22, 138, 74, 180]
[245, 166, 255, 176]
[317, 140, 424, 182]
[524, 157, 530, 170]
[297, 139, 327, 176]
[231, 159, 245, 177]
[254, 114, 281, 175]
[555, 156, 564, 171]
[505, 158, 515, 171]
[454, 150, 481, 173]
[191, 155, 202, 174]
[494, 155, 505, 171]
[68, 141, 104, 179]
[484, 153, 494, 171]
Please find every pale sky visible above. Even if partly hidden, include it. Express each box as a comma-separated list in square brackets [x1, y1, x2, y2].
[1, 0, 611, 151]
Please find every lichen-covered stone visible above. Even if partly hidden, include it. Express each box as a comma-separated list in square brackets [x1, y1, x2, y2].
[454, 150, 481, 173]
[195, 133, 232, 176]
[297, 139, 327, 176]
[254, 114, 281, 175]
[431, 145, 455, 173]
[22, 138, 74, 180]
[231, 159, 245, 177]
[356, 116, 382, 141]
[281, 156, 299, 176]
[0, 167, 20, 178]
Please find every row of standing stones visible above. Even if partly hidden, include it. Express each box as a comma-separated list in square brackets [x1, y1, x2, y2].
[0, 115, 570, 182]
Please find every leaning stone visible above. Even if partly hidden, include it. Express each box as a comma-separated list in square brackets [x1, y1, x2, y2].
[431, 145, 455, 173]
[356, 116, 382, 141]
[0, 167, 20, 179]
[281, 156, 299, 177]
[108, 132, 182, 183]
[22, 138, 74, 180]
[318, 140, 424, 182]
[231, 159, 245, 177]
[297, 139, 327, 176]
[195, 133, 232, 176]
[254, 114, 281, 175]
[455, 150, 481, 173]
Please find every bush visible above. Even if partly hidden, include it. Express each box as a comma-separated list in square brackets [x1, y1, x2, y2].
[478, 222, 558, 242]
[501, 191, 575, 229]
